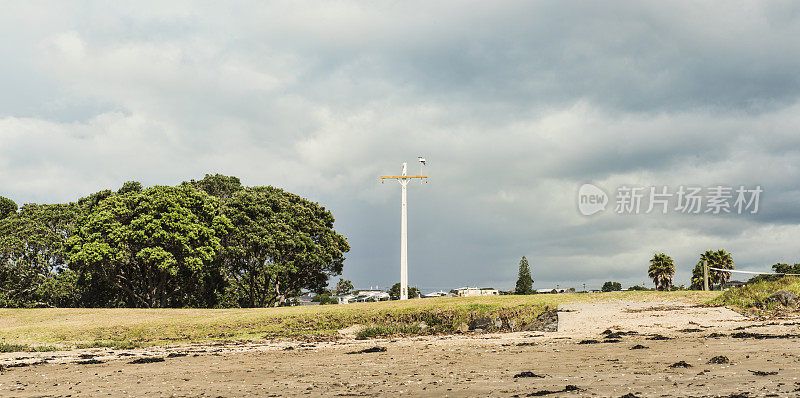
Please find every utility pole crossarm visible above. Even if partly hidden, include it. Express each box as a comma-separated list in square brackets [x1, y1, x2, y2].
[380, 175, 428, 179]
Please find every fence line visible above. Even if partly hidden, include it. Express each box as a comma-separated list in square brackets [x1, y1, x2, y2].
[707, 267, 800, 276]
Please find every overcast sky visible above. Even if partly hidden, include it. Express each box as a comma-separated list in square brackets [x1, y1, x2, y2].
[2, 1, 800, 292]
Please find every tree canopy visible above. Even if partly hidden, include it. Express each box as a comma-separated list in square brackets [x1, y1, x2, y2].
[0, 196, 17, 219]
[67, 185, 230, 308]
[515, 256, 534, 294]
[334, 279, 355, 295]
[690, 249, 734, 290]
[220, 185, 349, 307]
[601, 281, 622, 292]
[648, 253, 675, 291]
[0, 175, 349, 308]
[0, 202, 81, 307]
[389, 282, 420, 299]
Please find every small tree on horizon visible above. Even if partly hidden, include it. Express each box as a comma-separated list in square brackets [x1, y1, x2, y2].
[334, 279, 354, 295]
[515, 256, 534, 294]
[648, 253, 675, 291]
[601, 281, 622, 292]
[389, 283, 420, 300]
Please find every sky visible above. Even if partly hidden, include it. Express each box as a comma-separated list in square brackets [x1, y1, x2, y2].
[2, 1, 800, 292]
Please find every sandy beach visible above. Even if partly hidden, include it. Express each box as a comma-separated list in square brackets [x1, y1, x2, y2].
[2, 299, 799, 397]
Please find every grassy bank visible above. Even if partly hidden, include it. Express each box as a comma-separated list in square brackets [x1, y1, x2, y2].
[711, 277, 800, 312]
[0, 290, 718, 351]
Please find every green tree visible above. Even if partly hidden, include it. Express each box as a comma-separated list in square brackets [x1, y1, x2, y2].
[186, 174, 243, 199]
[311, 293, 338, 305]
[334, 279, 354, 295]
[746, 262, 800, 283]
[389, 283, 420, 300]
[0, 203, 81, 307]
[648, 253, 675, 291]
[0, 196, 17, 219]
[690, 250, 734, 290]
[77, 189, 113, 214]
[220, 186, 350, 307]
[601, 281, 622, 292]
[67, 185, 230, 308]
[117, 181, 143, 195]
[515, 256, 534, 294]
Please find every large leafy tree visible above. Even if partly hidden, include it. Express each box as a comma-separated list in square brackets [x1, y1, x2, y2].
[515, 256, 534, 294]
[648, 253, 675, 291]
[221, 186, 350, 307]
[0, 196, 17, 219]
[0, 203, 81, 307]
[67, 185, 231, 308]
[690, 250, 734, 290]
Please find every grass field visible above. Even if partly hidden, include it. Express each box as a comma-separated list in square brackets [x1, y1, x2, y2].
[0, 290, 719, 351]
[711, 276, 800, 312]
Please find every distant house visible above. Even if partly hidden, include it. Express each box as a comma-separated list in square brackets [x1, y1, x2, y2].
[455, 287, 499, 297]
[296, 294, 320, 306]
[336, 290, 391, 304]
[535, 288, 556, 294]
[422, 290, 450, 298]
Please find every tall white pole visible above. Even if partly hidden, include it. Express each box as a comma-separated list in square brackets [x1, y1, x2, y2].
[400, 162, 409, 300]
[380, 161, 426, 301]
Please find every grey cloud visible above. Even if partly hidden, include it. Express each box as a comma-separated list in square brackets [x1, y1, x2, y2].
[2, 1, 800, 291]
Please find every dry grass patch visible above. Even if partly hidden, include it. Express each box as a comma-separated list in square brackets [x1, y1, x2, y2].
[0, 290, 718, 349]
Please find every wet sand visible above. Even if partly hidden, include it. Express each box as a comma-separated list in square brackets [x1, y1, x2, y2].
[2, 301, 799, 397]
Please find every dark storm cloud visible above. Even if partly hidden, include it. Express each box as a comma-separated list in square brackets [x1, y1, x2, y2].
[2, 1, 800, 291]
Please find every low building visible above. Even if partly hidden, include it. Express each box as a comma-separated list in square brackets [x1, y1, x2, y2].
[422, 290, 451, 298]
[336, 290, 391, 304]
[295, 294, 320, 305]
[536, 288, 557, 294]
[455, 287, 499, 297]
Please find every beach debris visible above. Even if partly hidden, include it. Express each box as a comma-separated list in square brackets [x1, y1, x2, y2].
[346, 346, 387, 354]
[513, 371, 545, 378]
[669, 361, 693, 368]
[708, 355, 729, 364]
[578, 339, 600, 344]
[129, 357, 165, 364]
[748, 369, 778, 376]
[602, 330, 638, 339]
[75, 359, 104, 365]
[167, 352, 187, 358]
[731, 332, 800, 339]
[522, 385, 581, 396]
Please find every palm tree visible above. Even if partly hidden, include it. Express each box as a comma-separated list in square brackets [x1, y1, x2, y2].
[648, 253, 675, 291]
[690, 250, 734, 290]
